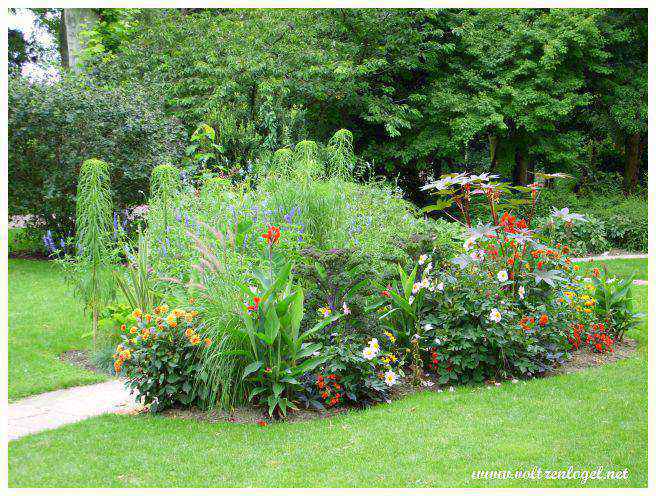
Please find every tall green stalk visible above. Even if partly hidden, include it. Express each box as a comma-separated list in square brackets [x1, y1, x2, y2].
[75, 158, 114, 348]
[149, 163, 181, 234]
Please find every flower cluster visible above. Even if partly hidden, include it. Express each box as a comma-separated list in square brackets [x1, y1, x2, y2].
[113, 301, 212, 412]
[316, 373, 342, 406]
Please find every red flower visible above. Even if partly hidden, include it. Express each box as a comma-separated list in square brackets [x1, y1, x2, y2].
[262, 226, 281, 245]
[246, 296, 262, 312]
[258, 420, 268, 427]
[538, 314, 549, 326]
[381, 290, 391, 298]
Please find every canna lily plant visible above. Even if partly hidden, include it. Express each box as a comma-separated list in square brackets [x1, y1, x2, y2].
[224, 227, 341, 418]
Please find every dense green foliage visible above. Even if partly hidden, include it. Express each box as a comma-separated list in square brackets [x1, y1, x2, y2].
[70, 8, 647, 198]
[8, 75, 185, 237]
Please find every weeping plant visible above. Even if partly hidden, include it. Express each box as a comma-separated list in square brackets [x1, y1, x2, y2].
[74, 158, 116, 348]
[148, 163, 181, 234]
[326, 129, 356, 179]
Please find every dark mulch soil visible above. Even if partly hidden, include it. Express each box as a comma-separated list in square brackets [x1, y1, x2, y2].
[59, 349, 109, 376]
[9, 251, 50, 260]
[545, 338, 638, 376]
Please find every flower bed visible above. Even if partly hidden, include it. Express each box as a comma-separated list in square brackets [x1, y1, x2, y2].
[59, 139, 641, 421]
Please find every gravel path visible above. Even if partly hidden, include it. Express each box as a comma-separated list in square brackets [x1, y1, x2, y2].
[8, 380, 138, 441]
[571, 253, 648, 262]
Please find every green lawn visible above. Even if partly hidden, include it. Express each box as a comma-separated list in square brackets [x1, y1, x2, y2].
[7, 258, 648, 487]
[578, 257, 648, 281]
[8, 259, 108, 401]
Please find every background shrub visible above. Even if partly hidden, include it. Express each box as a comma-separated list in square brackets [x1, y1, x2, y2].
[8, 75, 185, 239]
[536, 214, 611, 256]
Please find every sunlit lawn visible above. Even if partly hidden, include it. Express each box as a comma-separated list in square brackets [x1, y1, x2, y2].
[8, 259, 107, 401]
[578, 257, 647, 281]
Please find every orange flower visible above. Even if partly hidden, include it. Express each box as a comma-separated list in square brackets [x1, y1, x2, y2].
[204, 337, 212, 348]
[592, 267, 601, 278]
[258, 420, 268, 427]
[120, 324, 126, 332]
[189, 334, 201, 345]
[538, 314, 549, 326]
[262, 226, 281, 245]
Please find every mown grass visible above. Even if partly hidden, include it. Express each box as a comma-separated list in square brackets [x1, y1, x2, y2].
[8, 259, 108, 401]
[578, 257, 647, 281]
[8, 281, 647, 487]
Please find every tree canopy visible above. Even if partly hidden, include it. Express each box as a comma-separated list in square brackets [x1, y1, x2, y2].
[13, 8, 649, 200]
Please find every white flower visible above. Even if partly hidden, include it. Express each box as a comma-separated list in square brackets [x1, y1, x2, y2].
[518, 286, 525, 300]
[434, 337, 442, 345]
[409, 296, 415, 305]
[362, 347, 376, 360]
[436, 282, 444, 292]
[412, 282, 422, 294]
[342, 302, 351, 315]
[423, 323, 434, 331]
[368, 338, 380, 351]
[494, 382, 501, 387]
[418, 254, 428, 265]
[420, 278, 430, 289]
[423, 261, 433, 275]
[420, 379, 434, 387]
[249, 285, 258, 293]
[448, 386, 455, 392]
[511, 378, 519, 384]
[497, 270, 509, 283]
[384, 370, 398, 386]
[471, 250, 484, 261]
[463, 237, 476, 251]
[489, 308, 502, 323]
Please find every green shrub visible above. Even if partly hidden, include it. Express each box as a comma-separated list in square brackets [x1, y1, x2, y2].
[536, 213, 610, 256]
[600, 197, 648, 252]
[8, 75, 185, 239]
[115, 305, 211, 412]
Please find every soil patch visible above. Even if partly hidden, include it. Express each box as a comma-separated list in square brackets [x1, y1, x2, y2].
[546, 338, 638, 376]
[60, 349, 109, 376]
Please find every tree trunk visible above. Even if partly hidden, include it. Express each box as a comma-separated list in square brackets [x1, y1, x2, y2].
[512, 146, 528, 185]
[61, 9, 99, 73]
[623, 132, 641, 193]
[489, 134, 499, 172]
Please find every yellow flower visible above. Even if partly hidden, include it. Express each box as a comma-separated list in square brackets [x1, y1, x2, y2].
[190, 310, 199, 317]
[189, 334, 201, 346]
[580, 294, 590, 300]
[131, 309, 143, 319]
[184, 312, 194, 323]
[384, 331, 396, 343]
[129, 326, 138, 334]
[172, 308, 185, 318]
[160, 304, 169, 314]
[166, 314, 177, 327]
[116, 344, 124, 352]
[576, 306, 583, 312]
[585, 300, 595, 307]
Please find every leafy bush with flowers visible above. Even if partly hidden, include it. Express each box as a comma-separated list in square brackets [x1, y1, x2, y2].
[417, 172, 600, 384]
[113, 303, 212, 412]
